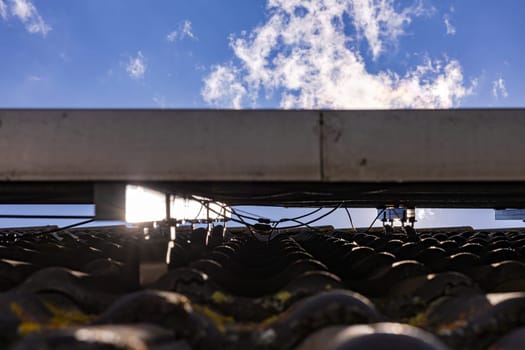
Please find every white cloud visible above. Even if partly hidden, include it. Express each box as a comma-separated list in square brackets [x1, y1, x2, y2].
[153, 95, 167, 108]
[166, 31, 178, 42]
[202, 0, 474, 109]
[202, 65, 247, 109]
[167, 20, 196, 42]
[126, 51, 146, 79]
[349, 0, 427, 60]
[7, 0, 51, 36]
[443, 14, 456, 35]
[0, 0, 7, 20]
[492, 78, 508, 99]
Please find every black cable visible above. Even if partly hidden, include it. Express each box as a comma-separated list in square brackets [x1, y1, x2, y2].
[223, 206, 261, 222]
[210, 200, 326, 225]
[344, 207, 355, 231]
[202, 201, 258, 240]
[230, 206, 259, 240]
[192, 202, 204, 222]
[192, 197, 343, 237]
[227, 207, 259, 226]
[193, 199, 270, 239]
[277, 207, 324, 223]
[233, 205, 335, 230]
[35, 219, 96, 237]
[366, 209, 385, 233]
[189, 197, 264, 226]
[276, 203, 343, 230]
[0, 215, 94, 220]
[267, 222, 279, 243]
[267, 216, 320, 244]
[286, 218, 318, 231]
[234, 207, 267, 220]
[230, 207, 259, 240]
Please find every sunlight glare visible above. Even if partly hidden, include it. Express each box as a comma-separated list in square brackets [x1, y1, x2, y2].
[125, 185, 166, 223]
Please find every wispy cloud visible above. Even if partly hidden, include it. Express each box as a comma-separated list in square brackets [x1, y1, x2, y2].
[443, 14, 456, 35]
[0, 0, 7, 20]
[350, 0, 428, 60]
[27, 74, 41, 81]
[202, 0, 474, 109]
[202, 65, 246, 109]
[2, 0, 52, 36]
[59, 52, 70, 62]
[166, 31, 178, 42]
[492, 78, 508, 99]
[167, 20, 196, 42]
[126, 51, 146, 79]
[153, 95, 167, 108]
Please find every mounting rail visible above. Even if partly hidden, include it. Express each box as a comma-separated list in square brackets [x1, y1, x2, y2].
[1, 109, 525, 208]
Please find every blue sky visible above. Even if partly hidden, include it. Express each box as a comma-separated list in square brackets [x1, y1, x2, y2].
[1, 0, 524, 229]
[0, 0, 521, 108]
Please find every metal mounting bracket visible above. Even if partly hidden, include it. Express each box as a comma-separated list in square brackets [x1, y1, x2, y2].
[379, 207, 416, 227]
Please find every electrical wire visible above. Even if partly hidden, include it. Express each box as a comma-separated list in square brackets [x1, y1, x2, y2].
[233, 207, 267, 220]
[235, 206, 316, 221]
[36, 218, 95, 237]
[208, 199, 327, 226]
[192, 199, 259, 229]
[221, 206, 261, 222]
[192, 197, 344, 242]
[0, 215, 94, 219]
[267, 222, 279, 243]
[285, 218, 318, 231]
[196, 197, 343, 230]
[275, 203, 343, 230]
[191, 195, 325, 227]
[201, 201, 258, 240]
[230, 207, 259, 240]
[344, 207, 356, 232]
[192, 203, 204, 222]
[233, 206, 324, 225]
[277, 207, 324, 223]
[227, 207, 260, 227]
[267, 214, 324, 243]
[366, 209, 385, 233]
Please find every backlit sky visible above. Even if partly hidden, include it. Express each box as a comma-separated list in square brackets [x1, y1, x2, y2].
[1, 0, 524, 229]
